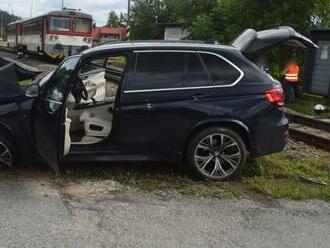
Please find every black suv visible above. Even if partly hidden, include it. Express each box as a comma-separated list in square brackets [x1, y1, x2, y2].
[0, 27, 317, 180]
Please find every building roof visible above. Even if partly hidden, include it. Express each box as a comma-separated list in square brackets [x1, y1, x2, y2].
[92, 27, 127, 41]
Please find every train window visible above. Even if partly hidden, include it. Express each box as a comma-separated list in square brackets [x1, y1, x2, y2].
[74, 18, 92, 34]
[50, 17, 70, 32]
[7, 25, 16, 35]
[23, 20, 42, 34]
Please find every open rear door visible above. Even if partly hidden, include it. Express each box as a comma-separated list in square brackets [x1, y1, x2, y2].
[231, 26, 318, 55]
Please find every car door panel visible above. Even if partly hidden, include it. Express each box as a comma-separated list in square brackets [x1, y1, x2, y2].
[33, 55, 81, 171]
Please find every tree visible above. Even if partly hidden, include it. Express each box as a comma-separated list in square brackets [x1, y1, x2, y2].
[130, 0, 329, 42]
[130, 0, 165, 40]
[313, 0, 330, 28]
[189, 15, 217, 40]
[107, 11, 120, 27]
[0, 9, 20, 39]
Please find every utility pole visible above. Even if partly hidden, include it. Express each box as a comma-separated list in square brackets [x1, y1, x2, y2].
[0, 13, 3, 41]
[127, 0, 131, 26]
[62, 0, 64, 10]
[30, 0, 33, 17]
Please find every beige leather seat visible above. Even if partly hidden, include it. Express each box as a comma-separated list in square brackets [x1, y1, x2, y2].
[80, 110, 113, 138]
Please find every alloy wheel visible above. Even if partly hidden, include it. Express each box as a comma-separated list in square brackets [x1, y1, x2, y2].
[194, 133, 241, 179]
[0, 141, 13, 168]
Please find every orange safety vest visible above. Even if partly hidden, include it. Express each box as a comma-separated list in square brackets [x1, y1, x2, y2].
[285, 63, 300, 83]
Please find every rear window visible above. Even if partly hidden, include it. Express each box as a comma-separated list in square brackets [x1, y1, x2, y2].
[184, 53, 210, 87]
[200, 53, 241, 86]
[127, 52, 184, 91]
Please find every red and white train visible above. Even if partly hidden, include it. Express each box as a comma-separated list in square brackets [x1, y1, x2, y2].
[7, 9, 93, 58]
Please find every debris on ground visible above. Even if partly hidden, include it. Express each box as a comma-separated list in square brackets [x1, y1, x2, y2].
[300, 176, 328, 186]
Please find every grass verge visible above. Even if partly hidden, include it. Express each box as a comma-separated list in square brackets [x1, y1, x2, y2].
[63, 140, 330, 201]
[286, 97, 330, 118]
[8, 140, 329, 201]
[242, 140, 330, 201]
[64, 162, 243, 199]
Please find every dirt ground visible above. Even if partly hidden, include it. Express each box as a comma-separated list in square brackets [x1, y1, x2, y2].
[0, 166, 329, 248]
[0, 138, 329, 247]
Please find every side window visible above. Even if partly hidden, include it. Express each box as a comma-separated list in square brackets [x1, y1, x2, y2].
[105, 55, 127, 84]
[184, 53, 210, 87]
[77, 54, 128, 101]
[126, 52, 184, 91]
[79, 57, 106, 76]
[104, 55, 127, 97]
[200, 53, 241, 86]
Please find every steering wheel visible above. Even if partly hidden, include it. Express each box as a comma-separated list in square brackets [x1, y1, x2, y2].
[72, 77, 88, 103]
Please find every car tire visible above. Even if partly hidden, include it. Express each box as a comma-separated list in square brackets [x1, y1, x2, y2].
[0, 135, 15, 169]
[187, 127, 247, 180]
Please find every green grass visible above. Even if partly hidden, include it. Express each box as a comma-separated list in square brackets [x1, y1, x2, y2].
[16, 138, 317, 201]
[63, 162, 243, 199]
[286, 97, 330, 118]
[61, 140, 330, 202]
[111, 167, 242, 199]
[19, 79, 34, 87]
[242, 143, 330, 201]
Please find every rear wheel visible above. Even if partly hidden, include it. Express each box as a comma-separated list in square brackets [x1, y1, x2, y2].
[0, 136, 14, 168]
[187, 127, 247, 180]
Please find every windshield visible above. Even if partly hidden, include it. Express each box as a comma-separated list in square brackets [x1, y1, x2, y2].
[38, 70, 54, 87]
[74, 18, 92, 33]
[50, 17, 71, 32]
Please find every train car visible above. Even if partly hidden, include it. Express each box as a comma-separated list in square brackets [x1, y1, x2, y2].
[7, 9, 93, 58]
[7, 21, 22, 49]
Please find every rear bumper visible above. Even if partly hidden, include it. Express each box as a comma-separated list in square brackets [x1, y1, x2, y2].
[250, 113, 289, 156]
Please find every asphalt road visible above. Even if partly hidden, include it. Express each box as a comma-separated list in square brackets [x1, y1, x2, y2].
[0, 170, 329, 248]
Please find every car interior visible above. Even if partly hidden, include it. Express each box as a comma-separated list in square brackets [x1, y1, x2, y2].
[63, 53, 127, 154]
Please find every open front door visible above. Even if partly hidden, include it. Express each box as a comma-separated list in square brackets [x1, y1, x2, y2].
[231, 26, 318, 55]
[33, 56, 81, 172]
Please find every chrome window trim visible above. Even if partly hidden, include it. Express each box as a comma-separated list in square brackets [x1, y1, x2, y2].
[124, 50, 244, 94]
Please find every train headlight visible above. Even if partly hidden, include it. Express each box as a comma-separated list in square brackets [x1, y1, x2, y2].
[55, 35, 59, 40]
[49, 35, 54, 40]
[83, 37, 88, 42]
[88, 38, 92, 43]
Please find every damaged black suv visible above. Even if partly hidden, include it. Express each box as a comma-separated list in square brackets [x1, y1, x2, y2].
[0, 27, 317, 180]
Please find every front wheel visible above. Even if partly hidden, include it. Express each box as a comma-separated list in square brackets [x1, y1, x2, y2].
[0, 136, 14, 169]
[187, 127, 247, 180]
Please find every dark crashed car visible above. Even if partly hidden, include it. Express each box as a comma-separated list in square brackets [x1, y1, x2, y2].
[0, 27, 317, 180]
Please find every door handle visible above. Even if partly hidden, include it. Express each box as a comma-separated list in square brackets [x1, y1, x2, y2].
[146, 103, 153, 110]
[192, 94, 210, 100]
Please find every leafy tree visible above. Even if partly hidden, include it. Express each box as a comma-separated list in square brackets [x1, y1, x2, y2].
[130, 0, 165, 39]
[313, 0, 330, 28]
[130, 0, 330, 41]
[189, 15, 217, 40]
[0, 9, 20, 39]
[107, 11, 120, 27]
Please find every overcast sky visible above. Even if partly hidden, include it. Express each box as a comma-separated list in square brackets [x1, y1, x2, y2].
[0, 0, 128, 26]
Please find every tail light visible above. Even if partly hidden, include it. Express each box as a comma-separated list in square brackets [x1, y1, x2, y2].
[265, 87, 284, 106]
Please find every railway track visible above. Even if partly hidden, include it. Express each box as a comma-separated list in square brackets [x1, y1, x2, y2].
[285, 108, 330, 151]
[0, 45, 59, 70]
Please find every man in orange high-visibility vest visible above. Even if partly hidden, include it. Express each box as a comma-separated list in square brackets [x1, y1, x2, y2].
[283, 57, 300, 102]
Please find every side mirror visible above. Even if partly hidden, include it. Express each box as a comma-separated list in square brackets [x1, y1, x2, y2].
[25, 84, 39, 98]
